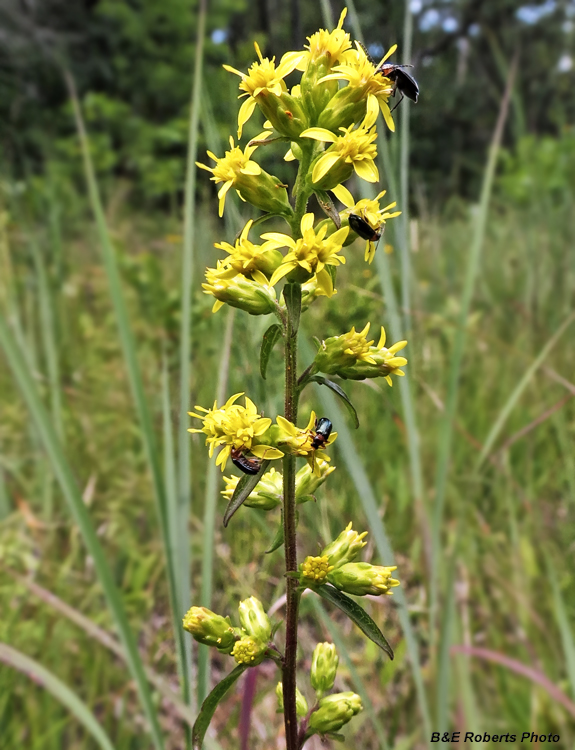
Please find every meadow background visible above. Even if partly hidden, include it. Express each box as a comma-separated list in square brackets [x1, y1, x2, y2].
[1, 1, 574, 748]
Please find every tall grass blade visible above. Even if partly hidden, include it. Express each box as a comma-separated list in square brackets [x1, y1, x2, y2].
[30, 240, 63, 442]
[0, 465, 9, 519]
[65, 68, 191, 717]
[198, 308, 235, 704]
[0, 643, 116, 750]
[302, 338, 432, 738]
[178, 3, 209, 706]
[475, 311, 575, 469]
[431, 56, 517, 607]
[310, 598, 390, 750]
[0, 313, 164, 749]
[546, 555, 575, 700]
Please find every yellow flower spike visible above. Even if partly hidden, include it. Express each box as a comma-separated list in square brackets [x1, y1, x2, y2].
[262, 213, 349, 293]
[223, 42, 306, 138]
[301, 121, 379, 189]
[188, 394, 283, 471]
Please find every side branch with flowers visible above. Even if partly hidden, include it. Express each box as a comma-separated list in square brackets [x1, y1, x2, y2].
[185, 10, 409, 749]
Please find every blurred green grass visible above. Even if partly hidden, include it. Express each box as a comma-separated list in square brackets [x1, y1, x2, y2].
[1, 152, 574, 747]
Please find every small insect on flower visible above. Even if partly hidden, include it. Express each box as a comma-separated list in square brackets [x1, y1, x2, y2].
[231, 447, 262, 476]
[311, 417, 333, 449]
[348, 213, 382, 243]
[376, 45, 419, 112]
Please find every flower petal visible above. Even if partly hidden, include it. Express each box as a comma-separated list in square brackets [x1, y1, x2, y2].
[312, 152, 341, 183]
[332, 184, 354, 207]
[300, 127, 338, 143]
[353, 159, 379, 183]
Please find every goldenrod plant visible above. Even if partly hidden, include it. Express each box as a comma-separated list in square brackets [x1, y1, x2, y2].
[184, 10, 408, 748]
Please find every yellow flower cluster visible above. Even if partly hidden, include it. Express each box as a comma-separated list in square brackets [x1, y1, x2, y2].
[195, 8, 406, 316]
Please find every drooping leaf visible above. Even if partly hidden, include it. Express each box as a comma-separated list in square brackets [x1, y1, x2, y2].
[260, 324, 283, 380]
[314, 584, 394, 659]
[223, 460, 270, 527]
[309, 375, 359, 428]
[316, 190, 341, 228]
[192, 664, 248, 749]
[284, 282, 301, 336]
[265, 511, 285, 554]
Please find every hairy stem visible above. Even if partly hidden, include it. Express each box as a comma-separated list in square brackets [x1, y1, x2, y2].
[282, 293, 300, 749]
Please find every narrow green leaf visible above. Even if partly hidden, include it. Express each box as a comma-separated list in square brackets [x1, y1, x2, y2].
[284, 282, 301, 336]
[265, 511, 285, 554]
[309, 375, 359, 428]
[0, 643, 115, 750]
[313, 584, 394, 659]
[192, 665, 248, 750]
[223, 460, 271, 527]
[260, 324, 283, 380]
[315, 190, 341, 228]
[546, 554, 575, 699]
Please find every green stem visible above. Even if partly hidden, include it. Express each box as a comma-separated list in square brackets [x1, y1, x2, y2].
[282, 293, 300, 750]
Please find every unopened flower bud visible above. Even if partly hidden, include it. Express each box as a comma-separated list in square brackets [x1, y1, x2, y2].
[320, 522, 368, 568]
[295, 460, 335, 502]
[276, 682, 309, 717]
[231, 635, 268, 666]
[327, 562, 400, 597]
[308, 691, 363, 734]
[300, 555, 334, 586]
[182, 606, 238, 654]
[238, 596, 272, 643]
[222, 467, 283, 510]
[310, 642, 339, 696]
[203, 267, 278, 316]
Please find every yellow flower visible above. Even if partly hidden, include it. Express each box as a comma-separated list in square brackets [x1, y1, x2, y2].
[196, 136, 291, 217]
[231, 635, 267, 666]
[196, 137, 261, 217]
[328, 562, 400, 596]
[313, 325, 407, 385]
[202, 264, 278, 315]
[301, 121, 379, 188]
[262, 212, 349, 295]
[300, 555, 334, 586]
[333, 187, 401, 263]
[273, 411, 337, 476]
[213, 220, 283, 279]
[319, 42, 397, 132]
[224, 42, 305, 138]
[300, 8, 352, 67]
[188, 393, 283, 471]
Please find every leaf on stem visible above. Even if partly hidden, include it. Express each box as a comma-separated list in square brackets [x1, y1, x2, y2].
[315, 190, 341, 228]
[260, 324, 283, 380]
[308, 375, 359, 428]
[313, 584, 394, 659]
[284, 282, 301, 337]
[223, 460, 271, 527]
[192, 664, 248, 749]
[265, 511, 285, 554]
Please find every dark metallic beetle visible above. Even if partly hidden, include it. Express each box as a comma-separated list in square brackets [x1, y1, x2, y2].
[231, 447, 262, 476]
[348, 213, 382, 243]
[311, 417, 333, 450]
[377, 62, 419, 112]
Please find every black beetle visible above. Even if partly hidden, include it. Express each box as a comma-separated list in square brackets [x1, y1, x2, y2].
[311, 417, 333, 450]
[377, 61, 419, 112]
[231, 447, 262, 476]
[349, 214, 382, 243]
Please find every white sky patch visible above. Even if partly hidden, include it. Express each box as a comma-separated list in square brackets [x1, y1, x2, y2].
[516, 1, 556, 25]
[211, 29, 227, 44]
[557, 53, 573, 72]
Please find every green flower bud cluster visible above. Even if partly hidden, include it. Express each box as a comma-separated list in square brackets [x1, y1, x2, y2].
[221, 460, 335, 511]
[299, 523, 400, 597]
[276, 641, 363, 739]
[182, 596, 273, 666]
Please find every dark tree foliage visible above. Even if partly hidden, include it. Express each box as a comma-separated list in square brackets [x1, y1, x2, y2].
[0, 0, 573, 206]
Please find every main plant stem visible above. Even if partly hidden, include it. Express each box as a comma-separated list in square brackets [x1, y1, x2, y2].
[282, 297, 300, 750]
